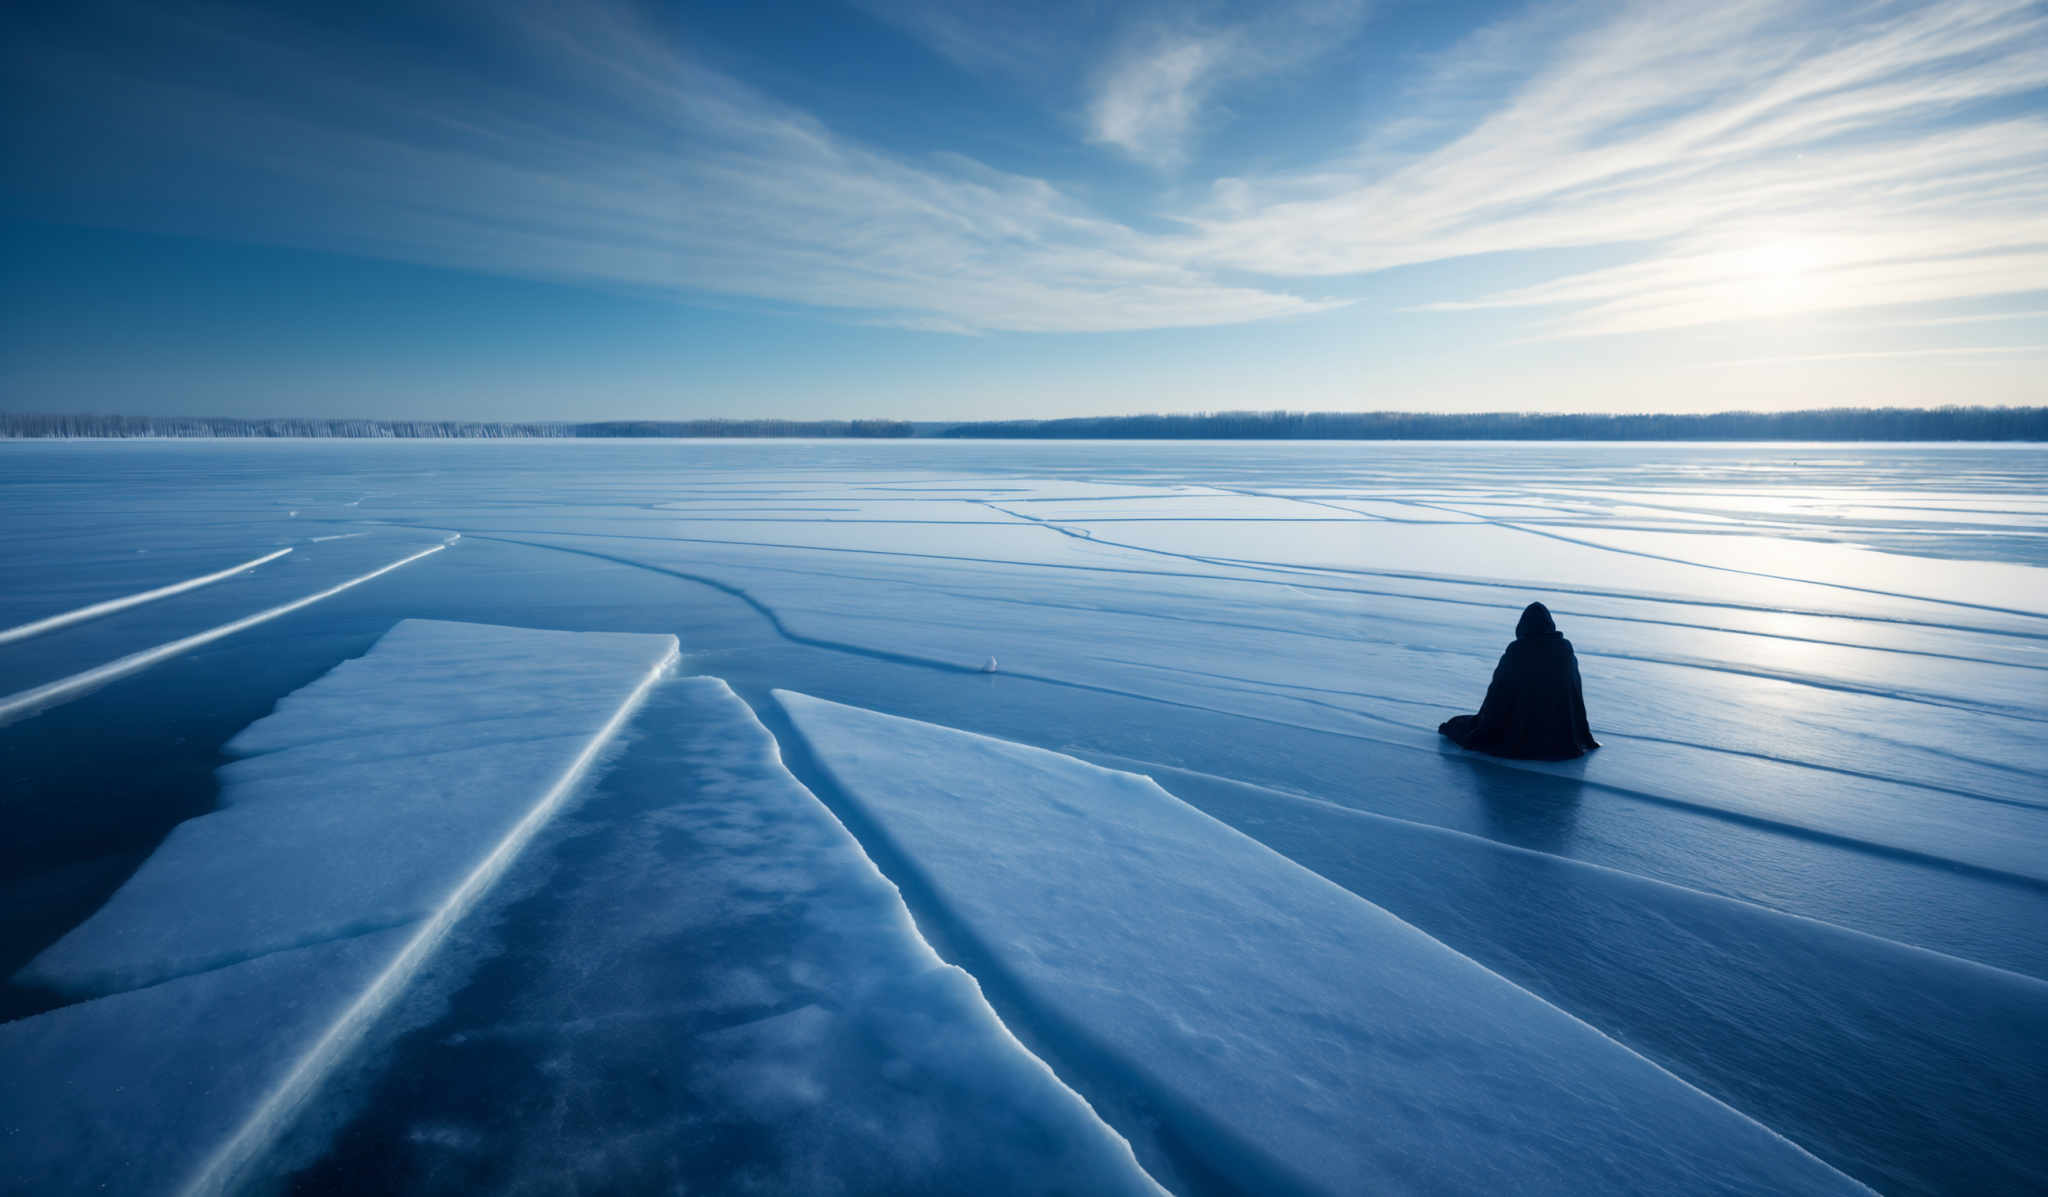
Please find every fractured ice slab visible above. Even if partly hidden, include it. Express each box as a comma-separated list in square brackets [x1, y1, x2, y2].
[5, 620, 677, 1194]
[554, 529, 2044, 889]
[1100, 754, 2048, 1197]
[0, 930, 409, 1195]
[291, 675, 1166, 1194]
[23, 620, 678, 998]
[776, 691, 1868, 1197]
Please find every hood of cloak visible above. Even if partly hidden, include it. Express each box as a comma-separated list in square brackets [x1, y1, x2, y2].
[1515, 602, 1559, 640]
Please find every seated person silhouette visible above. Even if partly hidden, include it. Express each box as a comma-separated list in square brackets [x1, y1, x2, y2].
[1439, 602, 1600, 760]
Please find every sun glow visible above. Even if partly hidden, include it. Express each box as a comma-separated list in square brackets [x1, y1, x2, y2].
[1734, 238, 1824, 315]
[1741, 240, 1821, 278]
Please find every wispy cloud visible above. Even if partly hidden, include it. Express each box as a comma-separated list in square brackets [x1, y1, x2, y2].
[5, 0, 1330, 334]
[1084, 2, 1368, 166]
[7, 0, 2043, 341]
[1087, 31, 1239, 166]
[1183, 0, 2048, 336]
[852, 0, 1110, 83]
[1690, 345, 2042, 367]
[861, 0, 1370, 167]
[1852, 306, 2048, 330]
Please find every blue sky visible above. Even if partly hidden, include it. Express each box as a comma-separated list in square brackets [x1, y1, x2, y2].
[3, 0, 2044, 419]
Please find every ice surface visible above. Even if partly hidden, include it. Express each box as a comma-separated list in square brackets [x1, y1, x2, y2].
[0, 930, 409, 1195]
[22, 619, 678, 997]
[1556, 525, 2048, 616]
[1037, 515, 2048, 632]
[405, 449, 2045, 973]
[1104, 754, 2048, 1197]
[777, 691, 1866, 1197]
[0, 546, 292, 646]
[283, 675, 1163, 1195]
[23, 734, 597, 992]
[4, 440, 2043, 1193]
[503, 528, 2046, 886]
[0, 533, 455, 726]
[6, 619, 678, 1195]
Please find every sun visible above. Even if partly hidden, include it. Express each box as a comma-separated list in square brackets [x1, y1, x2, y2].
[1734, 238, 1823, 314]
[1742, 239, 1820, 278]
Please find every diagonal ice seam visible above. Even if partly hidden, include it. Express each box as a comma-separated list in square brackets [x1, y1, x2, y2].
[1071, 749, 2048, 1196]
[774, 691, 1872, 1197]
[0, 537, 456, 728]
[0, 546, 294, 646]
[1, 619, 677, 1197]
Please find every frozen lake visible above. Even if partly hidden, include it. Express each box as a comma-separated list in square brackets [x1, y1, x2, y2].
[2, 439, 2044, 1195]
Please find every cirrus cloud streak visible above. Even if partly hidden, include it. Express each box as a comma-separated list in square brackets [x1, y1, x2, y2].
[7, 0, 2043, 340]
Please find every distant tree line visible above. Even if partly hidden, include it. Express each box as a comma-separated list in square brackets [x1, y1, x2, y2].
[6, 408, 2042, 440]
[567, 419, 913, 438]
[0, 414, 915, 439]
[0, 414, 574, 438]
[936, 406, 2048, 441]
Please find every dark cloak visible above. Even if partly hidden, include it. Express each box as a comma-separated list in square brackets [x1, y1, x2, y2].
[1439, 602, 1600, 760]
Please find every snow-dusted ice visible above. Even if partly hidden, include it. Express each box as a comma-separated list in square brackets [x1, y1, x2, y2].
[281, 676, 1163, 1195]
[1105, 756, 2048, 1196]
[1, 439, 2044, 1195]
[6, 618, 675, 1193]
[0, 930, 412, 1196]
[778, 691, 1864, 1196]
[22, 619, 678, 998]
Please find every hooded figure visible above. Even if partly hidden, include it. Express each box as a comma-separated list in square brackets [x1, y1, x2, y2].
[1439, 602, 1600, 760]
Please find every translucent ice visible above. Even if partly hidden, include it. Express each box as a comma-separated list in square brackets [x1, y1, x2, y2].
[7, 620, 678, 1194]
[777, 691, 1867, 1197]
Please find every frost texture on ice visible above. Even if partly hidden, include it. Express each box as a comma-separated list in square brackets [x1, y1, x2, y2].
[306, 675, 1166, 1195]
[1104, 753, 2048, 1197]
[543, 505, 2048, 894]
[0, 931, 408, 1195]
[3, 620, 676, 1195]
[777, 690, 1868, 1197]
[5, 442, 2042, 1193]
[23, 619, 678, 998]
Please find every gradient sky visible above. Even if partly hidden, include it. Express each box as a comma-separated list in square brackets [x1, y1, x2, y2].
[3, 0, 2045, 420]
